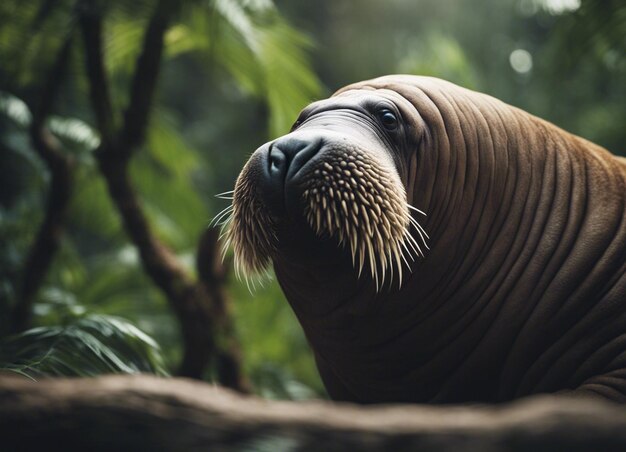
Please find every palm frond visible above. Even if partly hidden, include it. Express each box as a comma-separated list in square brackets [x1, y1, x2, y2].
[212, 0, 270, 54]
[170, 0, 323, 137]
[0, 314, 168, 378]
[257, 21, 322, 136]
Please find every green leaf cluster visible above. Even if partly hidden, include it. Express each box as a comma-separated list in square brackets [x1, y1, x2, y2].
[0, 314, 167, 379]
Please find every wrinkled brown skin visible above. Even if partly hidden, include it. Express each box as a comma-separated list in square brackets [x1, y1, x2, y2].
[267, 75, 626, 404]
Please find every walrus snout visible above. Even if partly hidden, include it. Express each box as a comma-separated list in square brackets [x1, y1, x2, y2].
[261, 136, 322, 216]
[256, 135, 323, 220]
[269, 137, 321, 182]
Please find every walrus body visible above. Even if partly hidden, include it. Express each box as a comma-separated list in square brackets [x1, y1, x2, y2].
[227, 75, 626, 403]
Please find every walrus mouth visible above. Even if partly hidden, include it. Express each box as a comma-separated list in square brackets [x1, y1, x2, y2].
[299, 147, 428, 288]
[218, 138, 429, 290]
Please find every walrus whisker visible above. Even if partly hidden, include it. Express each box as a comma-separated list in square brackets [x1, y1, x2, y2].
[220, 236, 232, 263]
[407, 215, 430, 250]
[409, 216, 430, 241]
[407, 204, 427, 216]
[366, 240, 379, 289]
[405, 232, 424, 258]
[388, 244, 402, 288]
[215, 190, 235, 198]
[211, 204, 234, 227]
[218, 216, 233, 242]
[244, 274, 256, 293]
[398, 239, 413, 267]
[400, 240, 416, 263]
[211, 205, 232, 226]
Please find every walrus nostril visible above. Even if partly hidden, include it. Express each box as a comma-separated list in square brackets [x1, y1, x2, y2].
[268, 147, 287, 178]
[268, 137, 322, 183]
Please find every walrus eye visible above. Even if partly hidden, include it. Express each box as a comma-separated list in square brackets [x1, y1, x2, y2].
[379, 110, 398, 131]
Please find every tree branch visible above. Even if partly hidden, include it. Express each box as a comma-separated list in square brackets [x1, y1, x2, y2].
[78, 1, 246, 388]
[13, 37, 75, 332]
[2, 375, 626, 451]
[79, 1, 190, 292]
[121, 0, 176, 151]
[78, 3, 116, 147]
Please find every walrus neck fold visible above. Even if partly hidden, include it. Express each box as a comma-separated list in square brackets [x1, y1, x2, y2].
[272, 249, 377, 322]
[398, 82, 549, 301]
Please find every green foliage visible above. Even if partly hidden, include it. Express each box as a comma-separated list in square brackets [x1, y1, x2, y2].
[545, 0, 625, 71]
[168, 0, 322, 137]
[230, 275, 324, 399]
[397, 34, 479, 90]
[133, 123, 208, 250]
[0, 0, 75, 87]
[0, 314, 167, 379]
[0, 92, 43, 334]
[48, 116, 101, 154]
[535, 0, 626, 151]
[0, 0, 323, 397]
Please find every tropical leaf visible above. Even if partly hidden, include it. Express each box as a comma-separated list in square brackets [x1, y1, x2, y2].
[48, 115, 101, 151]
[257, 21, 321, 136]
[104, 12, 146, 76]
[0, 90, 101, 156]
[69, 247, 182, 367]
[0, 314, 168, 379]
[0, 0, 76, 86]
[0, 91, 33, 128]
[129, 110, 209, 250]
[170, 0, 322, 137]
[147, 109, 203, 179]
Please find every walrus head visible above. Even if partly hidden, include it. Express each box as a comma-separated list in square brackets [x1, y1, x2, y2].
[223, 87, 429, 290]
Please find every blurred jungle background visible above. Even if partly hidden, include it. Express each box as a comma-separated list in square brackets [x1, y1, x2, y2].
[0, 0, 623, 399]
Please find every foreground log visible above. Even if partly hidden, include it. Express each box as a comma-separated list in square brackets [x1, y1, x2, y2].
[1, 375, 625, 451]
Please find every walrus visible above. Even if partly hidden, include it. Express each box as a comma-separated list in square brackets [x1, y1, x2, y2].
[221, 75, 626, 403]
